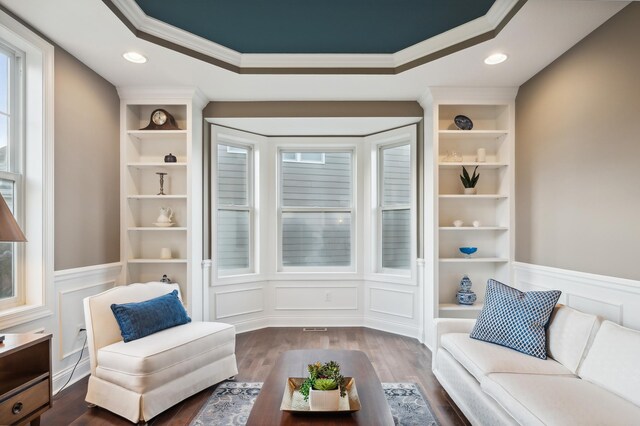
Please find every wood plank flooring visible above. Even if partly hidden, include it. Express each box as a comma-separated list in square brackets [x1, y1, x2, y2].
[45, 327, 469, 425]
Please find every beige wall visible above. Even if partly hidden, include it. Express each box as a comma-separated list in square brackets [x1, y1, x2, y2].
[54, 48, 120, 270]
[515, 4, 640, 280]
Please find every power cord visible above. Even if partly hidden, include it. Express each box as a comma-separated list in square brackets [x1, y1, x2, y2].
[54, 328, 87, 399]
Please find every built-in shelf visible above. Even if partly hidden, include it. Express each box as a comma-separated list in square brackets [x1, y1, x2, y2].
[439, 194, 508, 199]
[439, 257, 509, 263]
[439, 162, 507, 169]
[128, 259, 188, 264]
[126, 130, 188, 140]
[127, 195, 187, 200]
[430, 97, 514, 326]
[439, 303, 485, 312]
[127, 162, 187, 169]
[438, 130, 508, 139]
[439, 226, 508, 231]
[127, 227, 188, 231]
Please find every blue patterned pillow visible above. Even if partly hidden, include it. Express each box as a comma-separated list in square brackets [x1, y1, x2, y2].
[470, 279, 561, 359]
[111, 290, 191, 342]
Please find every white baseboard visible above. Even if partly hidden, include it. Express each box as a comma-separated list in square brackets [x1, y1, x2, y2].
[364, 317, 421, 340]
[52, 356, 91, 394]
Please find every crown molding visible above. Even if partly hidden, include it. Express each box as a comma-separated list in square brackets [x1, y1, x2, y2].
[117, 86, 207, 103]
[105, 0, 526, 75]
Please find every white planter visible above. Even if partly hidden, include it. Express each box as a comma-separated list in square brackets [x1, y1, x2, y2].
[464, 188, 477, 195]
[309, 388, 340, 411]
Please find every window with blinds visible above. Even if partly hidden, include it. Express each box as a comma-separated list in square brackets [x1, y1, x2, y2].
[379, 143, 411, 270]
[279, 150, 353, 268]
[216, 144, 252, 275]
[0, 42, 23, 308]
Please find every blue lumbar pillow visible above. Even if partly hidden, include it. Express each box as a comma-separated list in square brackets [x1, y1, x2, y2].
[470, 279, 561, 359]
[111, 290, 191, 342]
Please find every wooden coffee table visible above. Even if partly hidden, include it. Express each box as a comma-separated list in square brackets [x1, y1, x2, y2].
[246, 349, 394, 425]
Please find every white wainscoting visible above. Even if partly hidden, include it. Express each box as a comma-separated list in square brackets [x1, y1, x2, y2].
[215, 286, 265, 319]
[52, 262, 122, 392]
[208, 261, 424, 340]
[514, 262, 640, 330]
[275, 285, 359, 311]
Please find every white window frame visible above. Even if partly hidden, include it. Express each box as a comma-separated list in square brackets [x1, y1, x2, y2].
[365, 125, 417, 282]
[211, 126, 262, 281]
[277, 147, 355, 273]
[0, 40, 24, 310]
[378, 142, 412, 276]
[0, 9, 54, 327]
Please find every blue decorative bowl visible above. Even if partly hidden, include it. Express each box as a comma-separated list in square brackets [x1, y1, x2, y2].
[459, 247, 478, 257]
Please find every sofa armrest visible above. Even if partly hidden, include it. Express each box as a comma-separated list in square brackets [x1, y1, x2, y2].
[432, 318, 476, 369]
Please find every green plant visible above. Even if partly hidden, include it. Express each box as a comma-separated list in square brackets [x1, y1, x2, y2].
[460, 165, 480, 188]
[299, 360, 346, 401]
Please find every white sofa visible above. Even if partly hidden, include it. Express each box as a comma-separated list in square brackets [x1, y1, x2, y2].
[433, 305, 640, 425]
[83, 282, 238, 423]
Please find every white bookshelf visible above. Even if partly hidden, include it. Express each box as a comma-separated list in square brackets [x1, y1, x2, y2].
[119, 89, 206, 319]
[424, 89, 516, 323]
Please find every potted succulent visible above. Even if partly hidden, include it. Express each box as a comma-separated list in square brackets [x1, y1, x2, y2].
[460, 165, 480, 194]
[299, 360, 347, 411]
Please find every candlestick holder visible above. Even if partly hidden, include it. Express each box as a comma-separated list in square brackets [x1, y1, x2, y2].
[156, 172, 168, 195]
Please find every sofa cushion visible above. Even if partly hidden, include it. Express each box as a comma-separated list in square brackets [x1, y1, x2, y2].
[470, 279, 561, 359]
[579, 321, 640, 406]
[546, 305, 600, 374]
[110, 290, 191, 342]
[441, 333, 573, 383]
[96, 321, 235, 393]
[482, 373, 640, 426]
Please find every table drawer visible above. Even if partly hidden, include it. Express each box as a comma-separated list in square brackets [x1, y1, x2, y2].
[0, 379, 49, 425]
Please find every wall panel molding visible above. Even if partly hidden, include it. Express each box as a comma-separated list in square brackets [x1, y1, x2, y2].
[368, 287, 415, 319]
[56, 263, 121, 360]
[214, 286, 265, 319]
[514, 262, 640, 329]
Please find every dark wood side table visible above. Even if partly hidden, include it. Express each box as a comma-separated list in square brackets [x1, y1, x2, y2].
[0, 334, 52, 426]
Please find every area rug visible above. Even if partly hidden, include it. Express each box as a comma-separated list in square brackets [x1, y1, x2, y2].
[190, 381, 439, 426]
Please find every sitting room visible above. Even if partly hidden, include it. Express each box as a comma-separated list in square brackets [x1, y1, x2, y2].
[0, 0, 638, 425]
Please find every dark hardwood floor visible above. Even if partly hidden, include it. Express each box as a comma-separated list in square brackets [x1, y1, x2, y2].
[45, 327, 469, 425]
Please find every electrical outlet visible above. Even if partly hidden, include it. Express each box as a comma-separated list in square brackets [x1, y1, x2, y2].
[74, 323, 86, 339]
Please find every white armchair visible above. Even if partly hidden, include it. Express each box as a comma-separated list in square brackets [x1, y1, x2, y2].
[83, 282, 238, 423]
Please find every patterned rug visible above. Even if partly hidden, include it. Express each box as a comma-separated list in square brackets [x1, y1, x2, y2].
[190, 381, 439, 426]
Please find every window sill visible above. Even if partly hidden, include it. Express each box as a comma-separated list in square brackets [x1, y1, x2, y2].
[364, 273, 415, 286]
[0, 304, 53, 329]
[212, 273, 265, 286]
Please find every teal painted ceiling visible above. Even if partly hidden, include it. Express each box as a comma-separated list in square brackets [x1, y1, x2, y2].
[134, 0, 496, 54]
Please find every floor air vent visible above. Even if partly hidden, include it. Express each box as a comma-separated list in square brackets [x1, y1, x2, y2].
[303, 327, 328, 332]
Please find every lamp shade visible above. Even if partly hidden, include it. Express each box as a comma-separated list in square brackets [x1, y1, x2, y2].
[0, 194, 26, 242]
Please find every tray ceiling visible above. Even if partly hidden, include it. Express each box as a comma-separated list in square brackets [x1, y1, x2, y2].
[106, 0, 525, 74]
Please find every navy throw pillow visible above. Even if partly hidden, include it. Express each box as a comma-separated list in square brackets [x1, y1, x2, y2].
[111, 290, 191, 342]
[470, 279, 561, 359]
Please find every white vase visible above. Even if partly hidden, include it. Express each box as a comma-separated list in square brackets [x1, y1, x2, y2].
[309, 388, 340, 411]
[464, 188, 477, 195]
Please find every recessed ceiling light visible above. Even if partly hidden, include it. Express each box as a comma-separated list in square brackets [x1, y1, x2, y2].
[484, 53, 508, 65]
[123, 52, 147, 64]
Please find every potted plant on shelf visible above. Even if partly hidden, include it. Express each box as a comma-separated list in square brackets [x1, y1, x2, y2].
[300, 360, 347, 411]
[460, 165, 480, 194]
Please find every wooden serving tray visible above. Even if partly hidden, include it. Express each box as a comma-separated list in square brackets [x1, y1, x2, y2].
[280, 377, 361, 413]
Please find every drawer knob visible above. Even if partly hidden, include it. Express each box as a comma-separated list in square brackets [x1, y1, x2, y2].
[12, 402, 23, 415]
